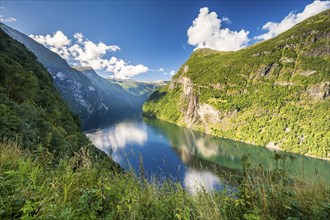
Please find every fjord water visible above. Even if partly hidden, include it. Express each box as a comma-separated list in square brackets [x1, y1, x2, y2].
[86, 114, 330, 193]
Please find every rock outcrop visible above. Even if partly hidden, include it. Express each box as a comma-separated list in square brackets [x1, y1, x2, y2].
[143, 10, 330, 158]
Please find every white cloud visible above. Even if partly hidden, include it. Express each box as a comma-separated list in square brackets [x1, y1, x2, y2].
[255, 0, 330, 41]
[50, 46, 71, 60]
[221, 16, 231, 24]
[0, 17, 17, 23]
[70, 40, 119, 62]
[163, 70, 176, 76]
[29, 31, 148, 79]
[187, 7, 250, 51]
[73, 32, 84, 43]
[30, 31, 71, 48]
[169, 70, 176, 76]
[30, 31, 71, 59]
[159, 68, 164, 72]
[106, 57, 149, 79]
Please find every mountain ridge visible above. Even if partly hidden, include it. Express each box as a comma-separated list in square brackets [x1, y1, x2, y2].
[143, 9, 330, 158]
[72, 65, 158, 129]
[1, 23, 106, 119]
[1, 24, 157, 127]
[0, 26, 120, 165]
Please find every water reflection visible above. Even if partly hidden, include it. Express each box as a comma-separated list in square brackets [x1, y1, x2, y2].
[177, 145, 191, 163]
[184, 169, 221, 195]
[195, 138, 218, 158]
[86, 115, 330, 193]
[143, 117, 330, 182]
[86, 121, 148, 152]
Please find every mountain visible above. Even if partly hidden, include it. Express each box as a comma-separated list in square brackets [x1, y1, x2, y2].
[1, 24, 157, 125]
[75, 66, 157, 109]
[143, 10, 330, 158]
[1, 24, 105, 120]
[73, 66, 158, 129]
[0, 26, 116, 162]
[108, 77, 160, 101]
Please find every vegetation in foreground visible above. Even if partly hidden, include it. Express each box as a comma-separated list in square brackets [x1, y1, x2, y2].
[1, 142, 329, 220]
[0, 8, 329, 220]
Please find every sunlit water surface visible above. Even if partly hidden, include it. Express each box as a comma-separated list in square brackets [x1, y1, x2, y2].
[86, 114, 330, 194]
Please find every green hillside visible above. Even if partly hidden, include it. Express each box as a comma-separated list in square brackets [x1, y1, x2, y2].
[143, 10, 330, 158]
[0, 14, 329, 220]
[0, 26, 115, 162]
[110, 79, 157, 98]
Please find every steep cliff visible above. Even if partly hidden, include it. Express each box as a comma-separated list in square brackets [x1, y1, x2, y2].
[143, 10, 330, 158]
[1, 24, 105, 119]
[2, 24, 157, 123]
[0, 27, 116, 162]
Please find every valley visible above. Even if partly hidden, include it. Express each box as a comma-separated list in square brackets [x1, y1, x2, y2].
[2, 24, 159, 123]
[0, 3, 329, 219]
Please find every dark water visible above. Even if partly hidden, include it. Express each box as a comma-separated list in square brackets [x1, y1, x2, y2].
[86, 113, 330, 194]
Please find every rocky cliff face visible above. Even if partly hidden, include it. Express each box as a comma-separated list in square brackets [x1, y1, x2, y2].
[143, 10, 330, 158]
[0, 27, 115, 161]
[169, 74, 220, 131]
[306, 82, 330, 101]
[1, 24, 105, 119]
[76, 66, 157, 112]
[1, 25, 157, 124]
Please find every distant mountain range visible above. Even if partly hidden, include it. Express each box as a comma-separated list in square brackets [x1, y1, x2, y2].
[74, 66, 158, 129]
[73, 66, 157, 113]
[143, 10, 330, 158]
[2, 24, 159, 128]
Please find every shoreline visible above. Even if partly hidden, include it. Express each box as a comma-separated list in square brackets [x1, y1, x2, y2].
[143, 115, 330, 162]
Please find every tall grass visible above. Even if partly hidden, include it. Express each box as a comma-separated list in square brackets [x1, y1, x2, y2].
[0, 142, 329, 219]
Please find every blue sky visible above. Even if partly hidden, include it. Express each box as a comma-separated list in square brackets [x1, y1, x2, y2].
[1, 0, 329, 81]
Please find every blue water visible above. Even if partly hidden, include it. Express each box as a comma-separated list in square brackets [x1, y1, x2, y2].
[86, 114, 330, 194]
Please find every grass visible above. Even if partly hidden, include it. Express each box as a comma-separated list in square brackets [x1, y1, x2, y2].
[1, 8, 329, 220]
[1, 142, 329, 219]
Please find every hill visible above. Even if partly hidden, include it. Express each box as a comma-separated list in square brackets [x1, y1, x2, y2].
[0, 11, 329, 220]
[143, 10, 330, 158]
[0, 25, 116, 162]
[2, 24, 156, 125]
[108, 77, 159, 100]
[73, 66, 158, 129]
[1, 24, 104, 120]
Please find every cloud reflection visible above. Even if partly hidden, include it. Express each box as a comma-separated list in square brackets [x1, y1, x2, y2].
[87, 122, 148, 153]
[183, 169, 220, 195]
[195, 138, 218, 158]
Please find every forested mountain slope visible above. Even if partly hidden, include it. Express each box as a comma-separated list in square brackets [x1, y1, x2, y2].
[2, 24, 105, 120]
[143, 10, 330, 158]
[0, 26, 114, 161]
[2, 24, 156, 123]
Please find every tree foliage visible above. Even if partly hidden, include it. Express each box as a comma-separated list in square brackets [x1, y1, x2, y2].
[0, 27, 110, 161]
[143, 10, 330, 158]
